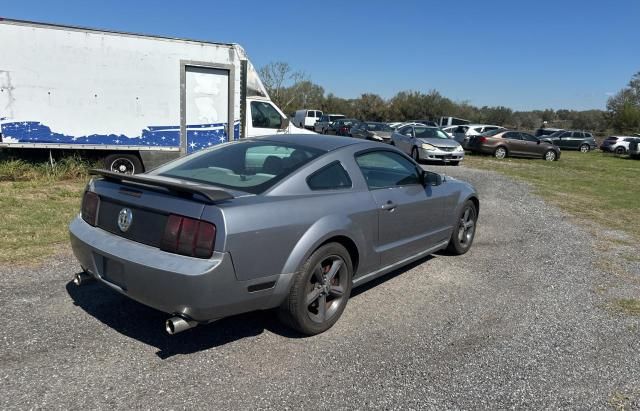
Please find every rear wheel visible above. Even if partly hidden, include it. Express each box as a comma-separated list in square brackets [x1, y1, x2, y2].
[104, 153, 143, 174]
[579, 144, 590, 153]
[411, 147, 420, 162]
[446, 200, 477, 255]
[615, 146, 626, 155]
[278, 243, 353, 335]
[544, 150, 557, 161]
[494, 146, 507, 159]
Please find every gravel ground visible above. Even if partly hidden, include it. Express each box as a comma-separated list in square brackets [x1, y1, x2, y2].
[1, 165, 639, 409]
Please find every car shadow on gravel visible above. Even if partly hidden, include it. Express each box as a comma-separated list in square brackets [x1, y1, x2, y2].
[66, 257, 434, 358]
[65, 277, 296, 359]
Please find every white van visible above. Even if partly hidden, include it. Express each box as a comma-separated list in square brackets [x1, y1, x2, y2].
[294, 109, 323, 130]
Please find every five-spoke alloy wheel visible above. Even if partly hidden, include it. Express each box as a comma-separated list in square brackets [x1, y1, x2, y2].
[446, 200, 477, 255]
[279, 243, 353, 335]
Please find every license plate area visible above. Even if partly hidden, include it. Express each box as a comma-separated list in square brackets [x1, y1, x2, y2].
[102, 258, 127, 290]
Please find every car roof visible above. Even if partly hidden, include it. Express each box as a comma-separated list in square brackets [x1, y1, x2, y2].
[255, 133, 366, 151]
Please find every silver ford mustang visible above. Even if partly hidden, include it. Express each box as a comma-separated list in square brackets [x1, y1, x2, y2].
[69, 134, 479, 336]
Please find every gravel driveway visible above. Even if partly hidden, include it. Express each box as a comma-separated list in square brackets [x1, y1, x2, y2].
[1, 165, 638, 409]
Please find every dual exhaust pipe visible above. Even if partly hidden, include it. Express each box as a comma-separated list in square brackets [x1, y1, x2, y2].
[73, 270, 198, 335]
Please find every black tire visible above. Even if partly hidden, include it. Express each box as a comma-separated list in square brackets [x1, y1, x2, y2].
[615, 146, 626, 155]
[104, 153, 143, 174]
[450, 161, 460, 166]
[494, 146, 507, 159]
[446, 200, 477, 255]
[579, 144, 590, 153]
[411, 147, 420, 162]
[278, 243, 353, 336]
[543, 150, 557, 161]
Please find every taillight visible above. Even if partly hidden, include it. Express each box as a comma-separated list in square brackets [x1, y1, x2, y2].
[81, 191, 100, 226]
[478, 137, 488, 143]
[160, 214, 216, 259]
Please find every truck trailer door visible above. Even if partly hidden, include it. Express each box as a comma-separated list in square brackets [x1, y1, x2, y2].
[181, 64, 234, 154]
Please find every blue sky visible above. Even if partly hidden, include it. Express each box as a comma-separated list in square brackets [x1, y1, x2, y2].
[2, 0, 639, 110]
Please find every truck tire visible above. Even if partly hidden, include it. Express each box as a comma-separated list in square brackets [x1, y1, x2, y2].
[104, 153, 143, 174]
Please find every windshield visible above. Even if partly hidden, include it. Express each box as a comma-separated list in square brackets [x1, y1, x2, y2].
[367, 122, 393, 132]
[547, 130, 565, 138]
[415, 127, 450, 139]
[153, 140, 324, 194]
[481, 128, 504, 137]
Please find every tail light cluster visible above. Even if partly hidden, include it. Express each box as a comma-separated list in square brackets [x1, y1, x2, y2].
[81, 191, 100, 226]
[160, 215, 216, 259]
[478, 137, 488, 143]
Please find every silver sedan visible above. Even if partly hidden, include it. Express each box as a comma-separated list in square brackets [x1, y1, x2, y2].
[69, 134, 478, 335]
[392, 124, 465, 165]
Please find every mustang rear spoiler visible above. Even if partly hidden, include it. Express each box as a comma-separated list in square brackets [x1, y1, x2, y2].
[89, 169, 234, 203]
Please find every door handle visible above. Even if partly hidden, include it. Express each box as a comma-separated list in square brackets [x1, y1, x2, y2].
[381, 201, 397, 211]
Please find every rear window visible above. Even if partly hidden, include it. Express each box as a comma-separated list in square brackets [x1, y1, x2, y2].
[153, 141, 324, 194]
[605, 136, 618, 141]
[329, 115, 345, 121]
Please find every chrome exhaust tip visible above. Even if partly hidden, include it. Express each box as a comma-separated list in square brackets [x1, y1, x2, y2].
[165, 316, 198, 335]
[73, 271, 94, 286]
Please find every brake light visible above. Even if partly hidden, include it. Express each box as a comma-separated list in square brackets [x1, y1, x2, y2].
[160, 214, 216, 259]
[478, 137, 488, 143]
[81, 191, 100, 226]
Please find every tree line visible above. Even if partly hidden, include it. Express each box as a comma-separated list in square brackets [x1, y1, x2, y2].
[259, 62, 640, 134]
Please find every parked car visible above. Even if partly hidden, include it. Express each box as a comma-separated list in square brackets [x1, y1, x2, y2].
[391, 124, 464, 165]
[314, 114, 345, 134]
[69, 134, 479, 336]
[350, 122, 395, 143]
[467, 129, 561, 161]
[600, 136, 637, 154]
[534, 127, 563, 137]
[327, 118, 359, 136]
[449, 124, 504, 147]
[543, 130, 597, 152]
[442, 126, 458, 138]
[294, 109, 323, 130]
[629, 137, 640, 159]
[408, 119, 439, 127]
[387, 122, 404, 129]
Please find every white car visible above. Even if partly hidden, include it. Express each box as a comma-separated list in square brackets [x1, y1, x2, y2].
[391, 124, 464, 165]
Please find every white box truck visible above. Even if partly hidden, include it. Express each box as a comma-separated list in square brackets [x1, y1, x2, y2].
[0, 19, 312, 173]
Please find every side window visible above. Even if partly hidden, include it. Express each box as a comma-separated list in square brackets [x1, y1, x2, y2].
[521, 133, 538, 142]
[251, 102, 282, 129]
[398, 126, 413, 137]
[585, 133, 593, 138]
[307, 161, 352, 191]
[355, 150, 421, 189]
[561, 131, 572, 137]
[573, 132, 584, 138]
[504, 132, 522, 140]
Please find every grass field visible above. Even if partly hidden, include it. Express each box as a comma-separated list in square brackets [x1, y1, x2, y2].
[463, 151, 640, 241]
[0, 156, 90, 265]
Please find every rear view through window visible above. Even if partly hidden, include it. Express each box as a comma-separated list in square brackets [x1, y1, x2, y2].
[153, 141, 324, 194]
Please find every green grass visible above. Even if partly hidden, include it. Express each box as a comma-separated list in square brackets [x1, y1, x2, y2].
[612, 298, 640, 316]
[463, 151, 640, 241]
[0, 155, 92, 265]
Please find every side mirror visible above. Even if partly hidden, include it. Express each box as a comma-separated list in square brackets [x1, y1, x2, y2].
[280, 117, 290, 130]
[421, 170, 442, 186]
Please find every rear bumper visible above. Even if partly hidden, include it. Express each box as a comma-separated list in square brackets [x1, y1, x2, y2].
[69, 217, 293, 322]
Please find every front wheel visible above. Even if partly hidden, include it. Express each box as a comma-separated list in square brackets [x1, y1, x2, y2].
[579, 144, 590, 153]
[544, 150, 557, 161]
[278, 243, 353, 335]
[446, 200, 477, 255]
[411, 147, 420, 162]
[494, 146, 507, 159]
[450, 161, 460, 166]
